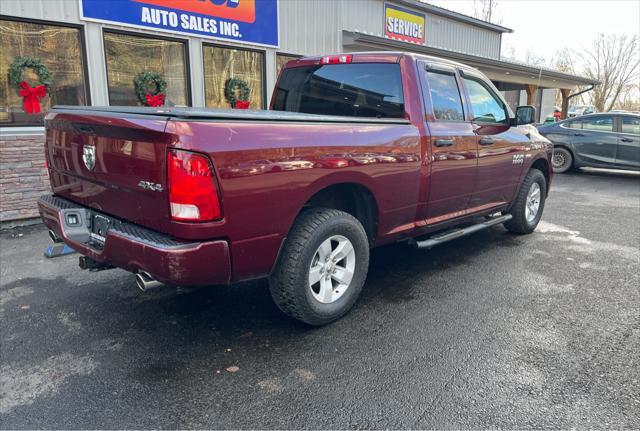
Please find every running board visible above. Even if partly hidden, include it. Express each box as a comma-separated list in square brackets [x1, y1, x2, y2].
[409, 214, 512, 249]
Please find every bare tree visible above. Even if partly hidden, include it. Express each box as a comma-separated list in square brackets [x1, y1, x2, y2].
[614, 83, 640, 111]
[473, 0, 502, 24]
[552, 48, 576, 74]
[580, 33, 639, 112]
[524, 49, 546, 67]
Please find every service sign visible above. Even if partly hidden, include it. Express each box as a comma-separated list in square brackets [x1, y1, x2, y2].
[80, 0, 278, 47]
[384, 3, 425, 45]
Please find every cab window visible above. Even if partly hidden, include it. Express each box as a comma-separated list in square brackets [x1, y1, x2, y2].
[425, 70, 464, 121]
[621, 117, 640, 135]
[463, 77, 507, 124]
[582, 117, 613, 132]
[566, 121, 582, 129]
[272, 63, 405, 118]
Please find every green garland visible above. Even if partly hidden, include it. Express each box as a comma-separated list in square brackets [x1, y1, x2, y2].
[225, 78, 250, 108]
[133, 71, 167, 105]
[8, 56, 53, 93]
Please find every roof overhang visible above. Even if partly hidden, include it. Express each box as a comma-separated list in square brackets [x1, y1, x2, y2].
[343, 31, 599, 89]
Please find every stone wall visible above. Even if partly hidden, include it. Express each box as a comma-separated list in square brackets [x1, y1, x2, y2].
[0, 133, 49, 223]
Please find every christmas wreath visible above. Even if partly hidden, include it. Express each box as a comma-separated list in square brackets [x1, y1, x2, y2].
[8, 56, 53, 114]
[133, 71, 167, 107]
[225, 78, 250, 109]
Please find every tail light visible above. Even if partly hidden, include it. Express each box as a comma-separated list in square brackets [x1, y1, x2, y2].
[167, 149, 222, 222]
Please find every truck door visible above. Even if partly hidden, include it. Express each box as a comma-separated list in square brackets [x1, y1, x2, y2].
[460, 73, 529, 209]
[420, 63, 477, 223]
[616, 116, 640, 169]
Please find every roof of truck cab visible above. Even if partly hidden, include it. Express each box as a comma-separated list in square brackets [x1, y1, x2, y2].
[295, 51, 475, 71]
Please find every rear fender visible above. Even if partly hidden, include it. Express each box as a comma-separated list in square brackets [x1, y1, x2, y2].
[288, 170, 379, 232]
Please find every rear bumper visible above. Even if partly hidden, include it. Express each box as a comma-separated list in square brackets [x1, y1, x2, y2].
[38, 195, 231, 286]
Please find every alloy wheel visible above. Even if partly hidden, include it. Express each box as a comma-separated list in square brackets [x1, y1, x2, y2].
[525, 182, 541, 223]
[308, 235, 356, 304]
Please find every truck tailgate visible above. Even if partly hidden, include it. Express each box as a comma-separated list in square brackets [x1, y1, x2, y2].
[45, 111, 173, 232]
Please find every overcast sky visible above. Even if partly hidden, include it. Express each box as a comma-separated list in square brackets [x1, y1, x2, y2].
[427, 0, 640, 62]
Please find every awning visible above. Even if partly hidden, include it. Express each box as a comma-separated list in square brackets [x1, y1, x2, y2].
[342, 31, 599, 89]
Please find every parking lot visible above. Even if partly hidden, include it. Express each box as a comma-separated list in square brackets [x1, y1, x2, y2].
[1, 170, 639, 429]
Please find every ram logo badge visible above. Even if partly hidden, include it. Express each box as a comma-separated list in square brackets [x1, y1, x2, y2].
[138, 181, 164, 192]
[82, 145, 96, 171]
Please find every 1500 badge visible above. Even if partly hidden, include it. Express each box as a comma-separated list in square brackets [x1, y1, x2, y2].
[512, 154, 525, 165]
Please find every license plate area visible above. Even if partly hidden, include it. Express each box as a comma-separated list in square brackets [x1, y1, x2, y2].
[88, 213, 112, 248]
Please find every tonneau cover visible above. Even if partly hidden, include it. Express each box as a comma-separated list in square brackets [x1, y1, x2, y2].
[51, 106, 411, 124]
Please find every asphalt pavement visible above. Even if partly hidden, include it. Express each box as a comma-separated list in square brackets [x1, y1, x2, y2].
[1, 169, 639, 429]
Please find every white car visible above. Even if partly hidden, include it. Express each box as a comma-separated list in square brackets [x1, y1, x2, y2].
[567, 105, 597, 118]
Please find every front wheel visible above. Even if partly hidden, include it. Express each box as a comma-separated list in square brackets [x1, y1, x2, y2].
[505, 168, 547, 234]
[269, 208, 370, 326]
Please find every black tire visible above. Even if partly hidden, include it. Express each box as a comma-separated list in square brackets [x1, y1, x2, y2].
[505, 169, 547, 234]
[551, 147, 573, 173]
[269, 208, 369, 326]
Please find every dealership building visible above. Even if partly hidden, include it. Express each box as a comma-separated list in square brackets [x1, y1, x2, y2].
[0, 0, 597, 224]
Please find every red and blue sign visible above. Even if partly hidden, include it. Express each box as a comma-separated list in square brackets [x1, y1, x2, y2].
[80, 0, 278, 47]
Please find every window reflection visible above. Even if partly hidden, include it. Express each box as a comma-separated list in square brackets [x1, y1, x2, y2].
[426, 71, 464, 121]
[464, 78, 507, 124]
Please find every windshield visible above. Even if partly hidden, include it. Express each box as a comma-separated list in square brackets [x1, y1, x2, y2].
[272, 63, 405, 118]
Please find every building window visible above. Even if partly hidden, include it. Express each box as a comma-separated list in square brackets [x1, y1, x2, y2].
[0, 18, 88, 126]
[104, 31, 189, 106]
[276, 53, 300, 78]
[203, 44, 265, 109]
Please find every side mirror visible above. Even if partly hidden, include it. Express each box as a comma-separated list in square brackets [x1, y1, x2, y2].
[513, 105, 536, 125]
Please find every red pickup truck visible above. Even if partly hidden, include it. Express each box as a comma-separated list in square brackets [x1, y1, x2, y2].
[39, 52, 552, 325]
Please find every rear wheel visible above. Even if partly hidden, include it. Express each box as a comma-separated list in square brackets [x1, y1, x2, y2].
[551, 147, 573, 173]
[269, 208, 369, 326]
[505, 169, 547, 234]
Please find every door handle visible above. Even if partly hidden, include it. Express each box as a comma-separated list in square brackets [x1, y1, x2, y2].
[434, 139, 454, 147]
[479, 137, 494, 146]
[573, 133, 585, 137]
[621, 138, 633, 143]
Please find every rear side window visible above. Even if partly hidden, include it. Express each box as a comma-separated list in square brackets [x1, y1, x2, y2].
[621, 117, 640, 134]
[566, 121, 582, 129]
[272, 63, 405, 118]
[582, 117, 613, 132]
[426, 71, 464, 121]
[463, 77, 507, 124]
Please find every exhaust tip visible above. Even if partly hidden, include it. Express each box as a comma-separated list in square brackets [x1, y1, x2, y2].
[48, 229, 62, 243]
[135, 273, 146, 291]
[135, 271, 162, 292]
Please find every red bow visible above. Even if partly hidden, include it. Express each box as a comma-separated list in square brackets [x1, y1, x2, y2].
[145, 93, 165, 107]
[18, 81, 47, 114]
[235, 100, 250, 109]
